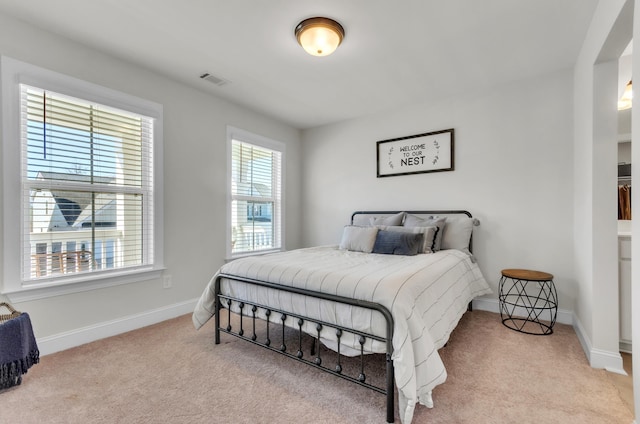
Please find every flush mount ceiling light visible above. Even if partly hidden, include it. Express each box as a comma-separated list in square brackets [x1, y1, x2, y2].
[295, 17, 345, 57]
[618, 80, 633, 110]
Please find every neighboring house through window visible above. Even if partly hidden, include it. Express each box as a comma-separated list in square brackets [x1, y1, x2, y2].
[228, 127, 284, 257]
[1, 57, 164, 300]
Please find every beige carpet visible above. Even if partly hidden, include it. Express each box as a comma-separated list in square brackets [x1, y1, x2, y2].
[0, 310, 634, 424]
[607, 352, 634, 415]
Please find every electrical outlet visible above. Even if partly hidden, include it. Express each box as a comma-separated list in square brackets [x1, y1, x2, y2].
[163, 275, 172, 289]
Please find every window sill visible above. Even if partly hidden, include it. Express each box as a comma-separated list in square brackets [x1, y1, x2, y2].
[2, 267, 164, 302]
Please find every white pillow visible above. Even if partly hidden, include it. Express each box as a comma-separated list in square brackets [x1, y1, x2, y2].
[376, 225, 438, 253]
[339, 226, 379, 253]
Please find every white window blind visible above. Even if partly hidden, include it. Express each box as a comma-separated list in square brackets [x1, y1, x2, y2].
[21, 84, 154, 281]
[230, 139, 282, 255]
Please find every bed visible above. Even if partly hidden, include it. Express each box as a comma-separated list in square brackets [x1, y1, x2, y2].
[192, 210, 491, 423]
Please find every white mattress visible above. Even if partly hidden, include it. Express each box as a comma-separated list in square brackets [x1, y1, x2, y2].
[193, 245, 491, 423]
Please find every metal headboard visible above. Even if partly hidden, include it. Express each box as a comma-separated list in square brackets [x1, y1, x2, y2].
[350, 210, 479, 254]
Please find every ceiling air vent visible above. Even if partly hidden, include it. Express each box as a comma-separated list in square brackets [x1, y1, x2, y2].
[199, 72, 230, 87]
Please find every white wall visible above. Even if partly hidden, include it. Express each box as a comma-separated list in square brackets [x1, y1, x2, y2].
[633, 1, 640, 418]
[573, 0, 632, 373]
[0, 13, 302, 348]
[301, 70, 576, 311]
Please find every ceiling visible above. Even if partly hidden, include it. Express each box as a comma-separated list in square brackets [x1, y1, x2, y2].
[0, 1, 600, 129]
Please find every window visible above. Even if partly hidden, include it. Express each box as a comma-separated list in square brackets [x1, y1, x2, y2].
[228, 127, 284, 257]
[24, 86, 153, 279]
[2, 57, 163, 300]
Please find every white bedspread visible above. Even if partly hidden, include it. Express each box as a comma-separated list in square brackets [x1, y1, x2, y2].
[193, 246, 491, 423]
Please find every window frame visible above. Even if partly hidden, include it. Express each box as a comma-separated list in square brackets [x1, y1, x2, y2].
[1, 56, 164, 302]
[227, 126, 285, 259]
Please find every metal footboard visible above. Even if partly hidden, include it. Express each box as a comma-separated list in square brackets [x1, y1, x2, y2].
[214, 273, 396, 423]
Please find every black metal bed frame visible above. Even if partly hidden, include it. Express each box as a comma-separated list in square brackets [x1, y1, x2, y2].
[213, 210, 475, 424]
[214, 275, 395, 422]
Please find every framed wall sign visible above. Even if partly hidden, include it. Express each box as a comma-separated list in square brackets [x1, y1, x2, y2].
[376, 128, 454, 178]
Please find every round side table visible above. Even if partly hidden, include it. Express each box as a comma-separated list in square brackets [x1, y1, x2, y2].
[498, 269, 558, 335]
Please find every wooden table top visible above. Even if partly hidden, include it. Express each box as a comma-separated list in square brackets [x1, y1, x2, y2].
[501, 268, 554, 281]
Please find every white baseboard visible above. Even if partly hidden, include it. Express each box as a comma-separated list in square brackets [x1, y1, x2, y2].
[619, 339, 632, 354]
[37, 298, 198, 356]
[572, 312, 592, 362]
[570, 310, 626, 375]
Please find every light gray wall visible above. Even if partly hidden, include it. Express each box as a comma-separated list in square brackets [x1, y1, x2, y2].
[0, 13, 302, 339]
[573, 0, 632, 371]
[633, 1, 640, 416]
[301, 69, 576, 310]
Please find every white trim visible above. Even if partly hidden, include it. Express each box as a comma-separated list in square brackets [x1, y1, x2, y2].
[1, 55, 164, 299]
[228, 126, 287, 153]
[572, 309, 592, 362]
[620, 339, 632, 354]
[37, 298, 198, 356]
[226, 126, 286, 259]
[3, 269, 163, 303]
[2, 56, 162, 118]
[599, 352, 628, 375]
[571, 308, 625, 375]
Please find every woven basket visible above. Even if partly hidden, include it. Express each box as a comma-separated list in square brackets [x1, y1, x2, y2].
[0, 302, 21, 323]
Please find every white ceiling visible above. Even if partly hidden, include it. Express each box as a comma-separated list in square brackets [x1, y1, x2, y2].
[0, 0, 600, 129]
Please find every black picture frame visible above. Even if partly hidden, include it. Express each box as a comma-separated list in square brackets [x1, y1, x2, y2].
[376, 128, 454, 178]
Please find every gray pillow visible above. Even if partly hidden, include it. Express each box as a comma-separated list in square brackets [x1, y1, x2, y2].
[434, 216, 474, 254]
[372, 230, 423, 256]
[375, 225, 438, 253]
[369, 211, 405, 226]
[339, 226, 379, 253]
[403, 214, 446, 251]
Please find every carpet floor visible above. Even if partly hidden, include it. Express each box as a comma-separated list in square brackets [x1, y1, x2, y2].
[0, 310, 634, 423]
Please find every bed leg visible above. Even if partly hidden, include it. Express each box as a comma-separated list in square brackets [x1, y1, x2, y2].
[467, 301, 473, 312]
[310, 338, 317, 356]
[215, 312, 220, 344]
[214, 277, 221, 345]
[386, 353, 394, 423]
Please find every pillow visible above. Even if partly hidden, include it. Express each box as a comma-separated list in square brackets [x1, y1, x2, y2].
[376, 225, 438, 254]
[372, 230, 423, 256]
[403, 214, 447, 251]
[369, 211, 405, 226]
[434, 216, 474, 254]
[339, 226, 379, 253]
